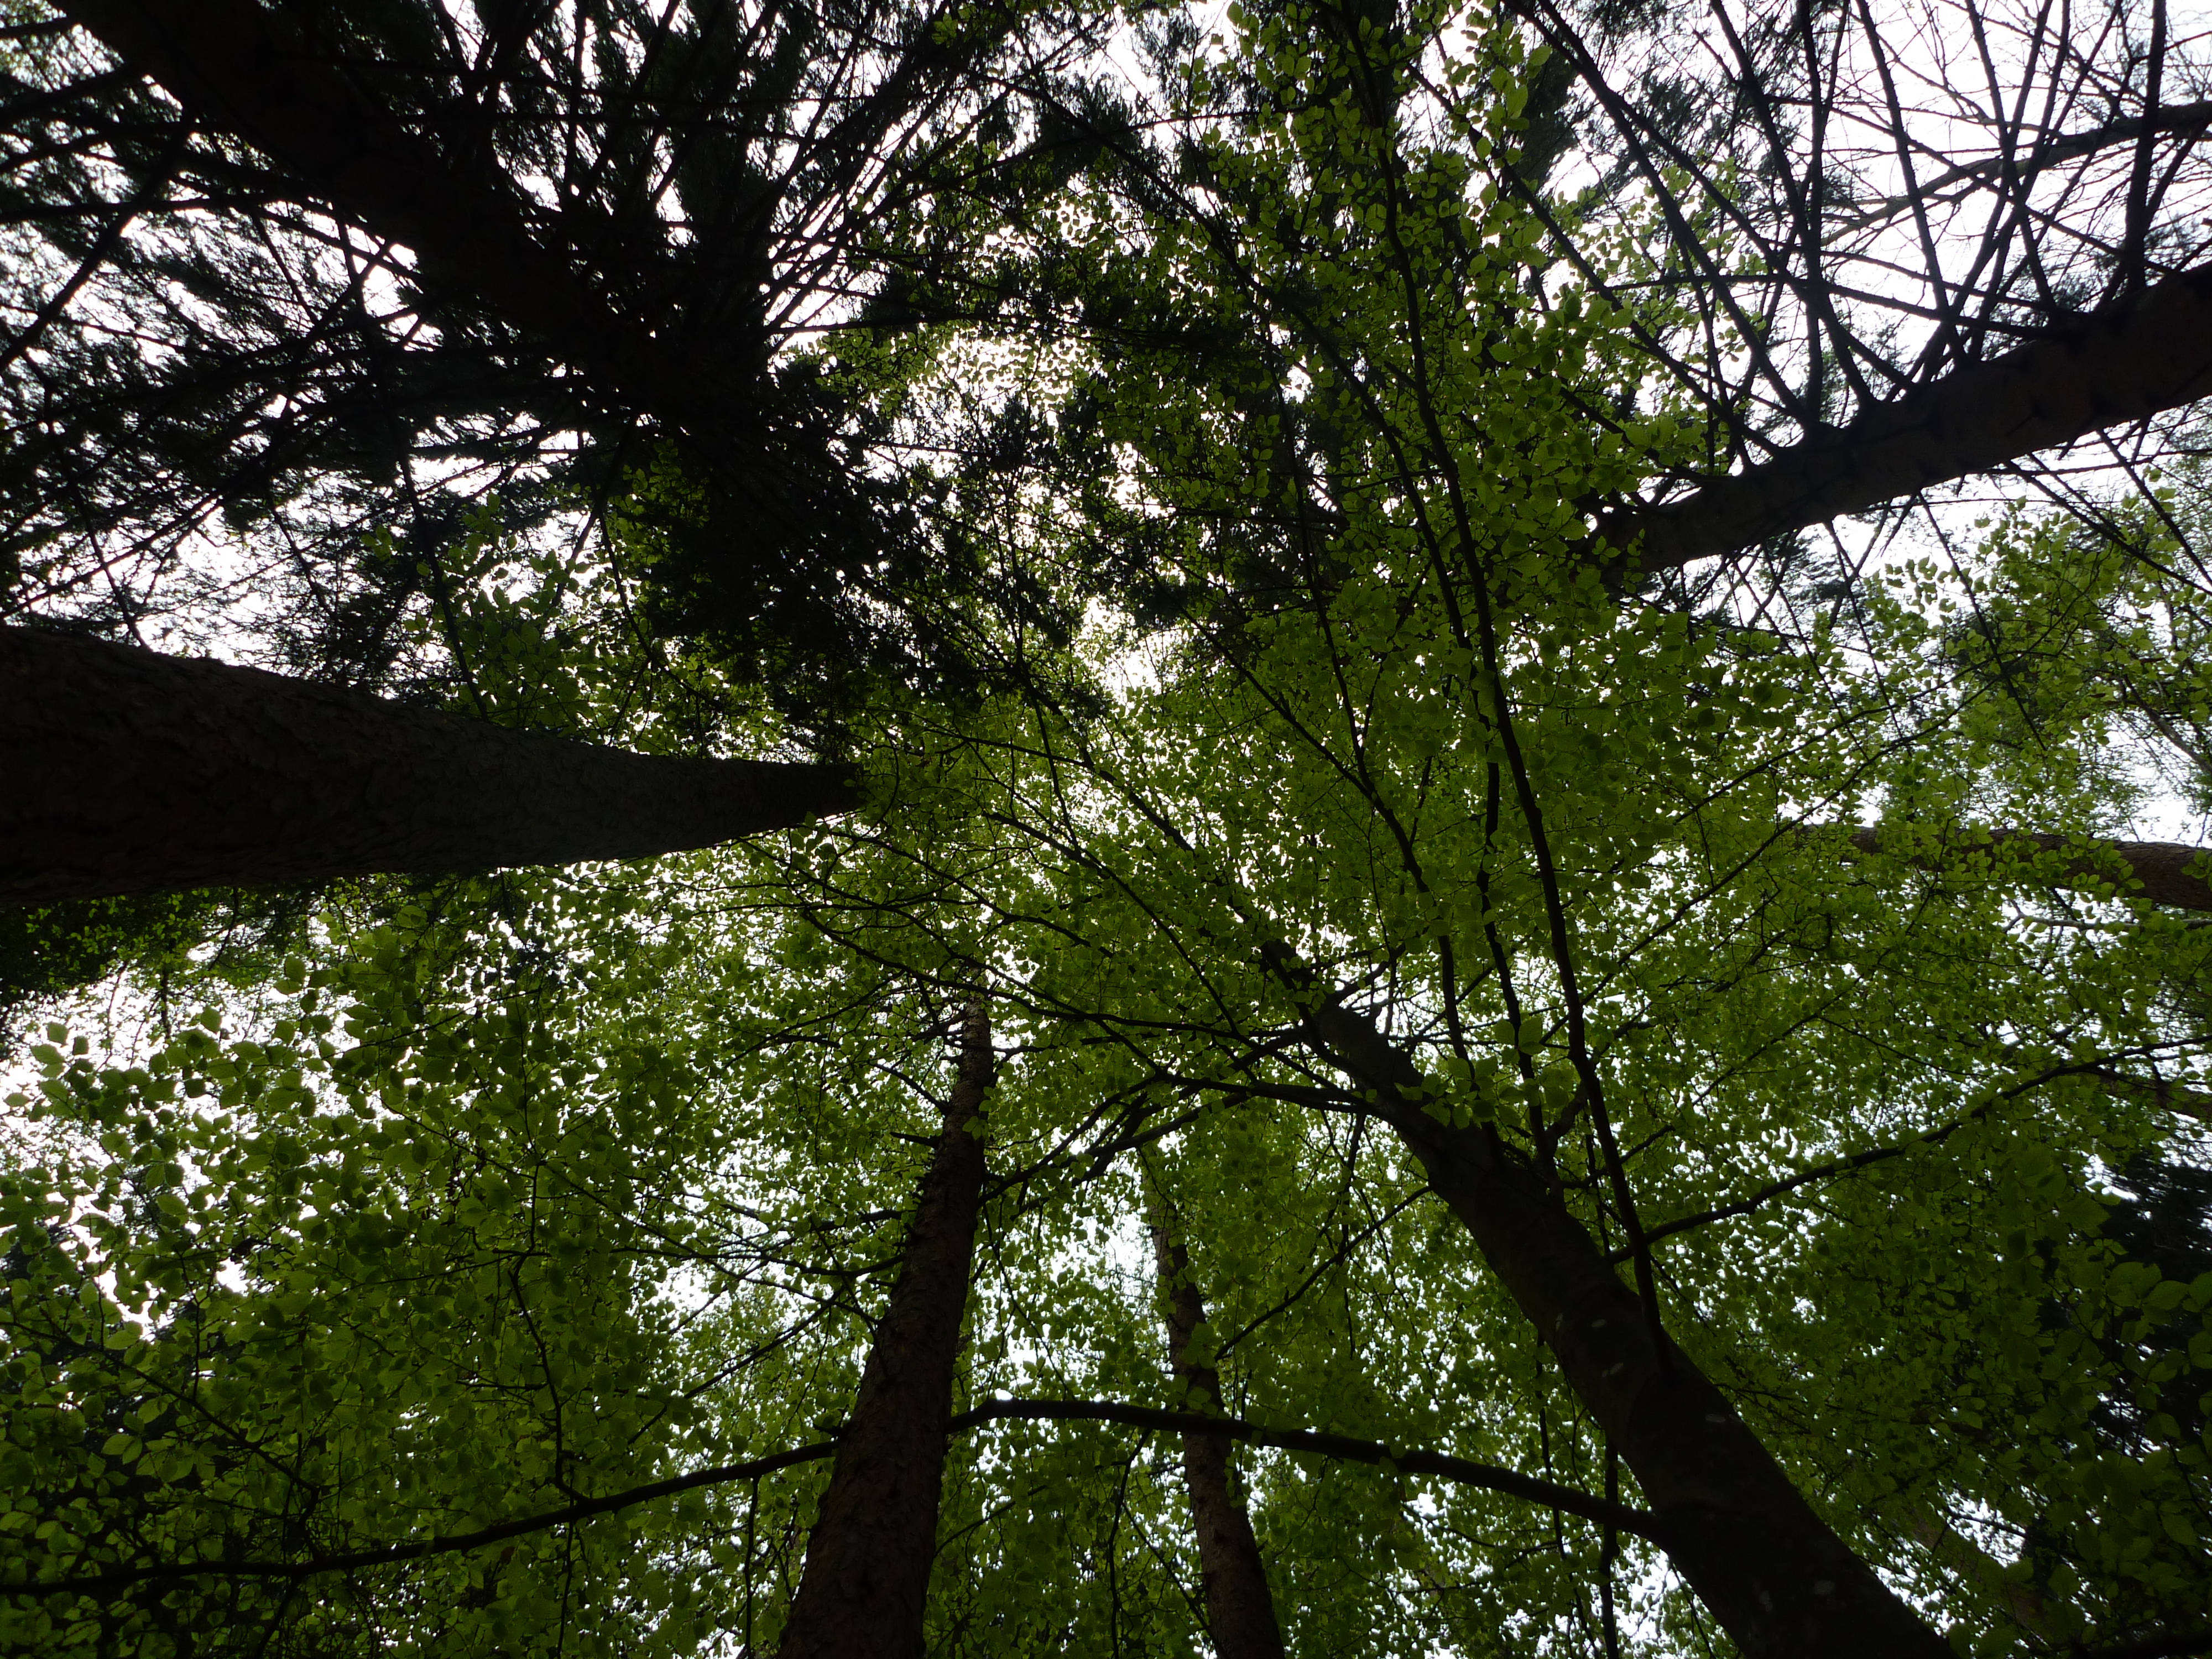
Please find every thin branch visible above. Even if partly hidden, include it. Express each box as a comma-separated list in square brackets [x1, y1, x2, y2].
[0, 1397, 1657, 1600]
[948, 1399, 1657, 1536]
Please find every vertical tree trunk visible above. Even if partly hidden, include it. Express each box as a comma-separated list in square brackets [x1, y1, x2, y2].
[1291, 994, 1950, 1659]
[2, 627, 858, 903]
[1146, 1213, 1287, 1659]
[777, 1004, 993, 1659]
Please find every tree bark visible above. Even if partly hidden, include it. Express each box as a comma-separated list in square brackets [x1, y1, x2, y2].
[1281, 978, 1949, 1659]
[1, 627, 858, 904]
[1146, 1217, 1287, 1659]
[778, 1003, 993, 1659]
[1596, 260, 2212, 575]
[1841, 824, 2212, 913]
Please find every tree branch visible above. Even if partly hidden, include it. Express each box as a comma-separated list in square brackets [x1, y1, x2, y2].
[1839, 825, 2212, 913]
[53, 0, 724, 432]
[0, 1440, 842, 1599]
[1842, 99, 2212, 226]
[948, 1399, 1654, 1536]
[0, 1396, 1652, 1601]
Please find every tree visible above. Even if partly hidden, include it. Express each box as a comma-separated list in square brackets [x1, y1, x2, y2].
[2, 625, 859, 904]
[1145, 1175, 1287, 1659]
[1517, 0, 2212, 591]
[6, 1, 2212, 1656]
[8, 0, 1111, 708]
[778, 999, 992, 1658]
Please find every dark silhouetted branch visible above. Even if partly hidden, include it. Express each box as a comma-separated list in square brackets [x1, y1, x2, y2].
[0, 1440, 841, 1599]
[1597, 263, 2212, 575]
[948, 1399, 1653, 1535]
[0, 1394, 1644, 1603]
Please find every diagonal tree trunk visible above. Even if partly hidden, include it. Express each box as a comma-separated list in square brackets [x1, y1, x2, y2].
[1272, 965, 1949, 1659]
[1145, 1204, 1287, 1659]
[1, 628, 857, 904]
[778, 1003, 993, 1659]
[1595, 260, 2212, 575]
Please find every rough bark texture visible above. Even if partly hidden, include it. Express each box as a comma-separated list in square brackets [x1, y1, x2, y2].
[1147, 1223, 1287, 1659]
[1844, 824, 2212, 914]
[778, 1005, 993, 1659]
[2, 627, 858, 903]
[1597, 260, 2212, 573]
[1291, 990, 1949, 1659]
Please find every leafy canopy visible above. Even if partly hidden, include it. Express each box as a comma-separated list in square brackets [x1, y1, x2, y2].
[5, 2, 2211, 1656]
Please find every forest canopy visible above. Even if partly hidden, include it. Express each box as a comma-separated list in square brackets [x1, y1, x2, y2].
[4, 1, 2212, 1657]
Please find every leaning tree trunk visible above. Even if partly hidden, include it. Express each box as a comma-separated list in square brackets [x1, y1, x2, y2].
[1282, 980, 1950, 1659]
[1, 628, 858, 904]
[777, 1003, 993, 1659]
[1594, 259, 2212, 577]
[1146, 1213, 1286, 1659]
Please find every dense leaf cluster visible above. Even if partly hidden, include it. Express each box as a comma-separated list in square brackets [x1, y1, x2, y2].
[4, 2, 2212, 1656]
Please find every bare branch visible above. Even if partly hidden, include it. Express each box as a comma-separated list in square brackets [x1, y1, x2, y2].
[1597, 262, 2212, 575]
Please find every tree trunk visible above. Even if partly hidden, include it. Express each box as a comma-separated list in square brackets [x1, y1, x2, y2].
[778, 1003, 993, 1659]
[1289, 989, 1950, 1659]
[1596, 260, 2212, 575]
[1146, 1216, 1287, 1659]
[2, 627, 858, 904]
[1842, 824, 2212, 913]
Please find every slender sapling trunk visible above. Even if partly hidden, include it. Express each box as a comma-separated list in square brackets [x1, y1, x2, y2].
[1147, 1214, 1286, 1659]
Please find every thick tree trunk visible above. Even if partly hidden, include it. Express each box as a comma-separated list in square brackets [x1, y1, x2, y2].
[1596, 260, 2212, 574]
[1842, 824, 2212, 913]
[1147, 1219, 1287, 1659]
[1, 628, 857, 903]
[1287, 988, 1949, 1659]
[778, 1004, 993, 1659]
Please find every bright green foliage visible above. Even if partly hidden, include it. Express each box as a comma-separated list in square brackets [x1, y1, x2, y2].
[4, 2, 2211, 1656]
[1942, 481, 2212, 823]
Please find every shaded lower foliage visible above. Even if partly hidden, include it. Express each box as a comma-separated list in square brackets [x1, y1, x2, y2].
[2095, 1154, 2212, 1449]
[0, 889, 314, 1044]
